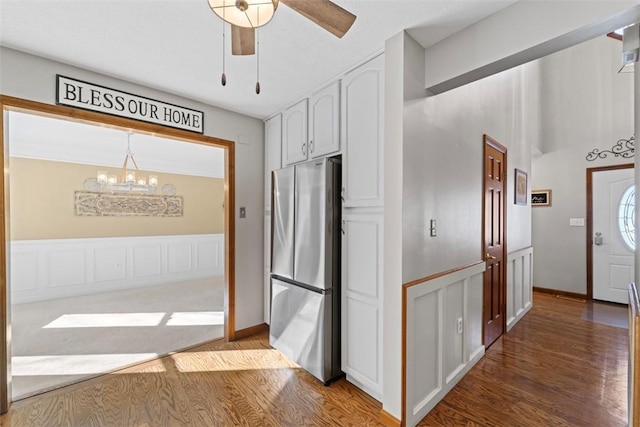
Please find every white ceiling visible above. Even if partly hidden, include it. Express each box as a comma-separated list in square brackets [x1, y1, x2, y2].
[9, 111, 226, 178]
[0, 0, 519, 120]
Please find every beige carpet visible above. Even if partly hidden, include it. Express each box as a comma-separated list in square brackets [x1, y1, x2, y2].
[11, 277, 225, 400]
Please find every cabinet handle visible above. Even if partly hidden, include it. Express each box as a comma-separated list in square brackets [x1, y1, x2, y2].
[341, 220, 346, 235]
[309, 140, 314, 153]
[341, 186, 345, 202]
[302, 143, 306, 156]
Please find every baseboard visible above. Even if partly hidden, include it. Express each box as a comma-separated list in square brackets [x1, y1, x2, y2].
[234, 323, 269, 340]
[533, 286, 587, 301]
[380, 409, 401, 427]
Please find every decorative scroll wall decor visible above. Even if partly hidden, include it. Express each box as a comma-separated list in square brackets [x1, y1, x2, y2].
[75, 191, 183, 217]
[586, 136, 635, 161]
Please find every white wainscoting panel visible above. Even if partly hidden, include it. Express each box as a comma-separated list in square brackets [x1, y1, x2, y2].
[132, 245, 163, 278]
[405, 262, 485, 427]
[48, 250, 86, 287]
[93, 247, 127, 282]
[12, 252, 38, 291]
[168, 243, 193, 274]
[197, 240, 220, 271]
[506, 246, 533, 332]
[10, 234, 224, 304]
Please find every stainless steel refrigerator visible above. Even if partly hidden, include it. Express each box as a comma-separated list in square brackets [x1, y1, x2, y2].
[269, 156, 341, 385]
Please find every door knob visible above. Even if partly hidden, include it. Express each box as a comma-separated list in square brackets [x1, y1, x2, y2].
[594, 232, 603, 246]
[486, 253, 496, 260]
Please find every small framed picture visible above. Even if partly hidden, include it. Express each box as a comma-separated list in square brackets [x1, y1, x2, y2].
[514, 169, 528, 205]
[531, 189, 552, 207]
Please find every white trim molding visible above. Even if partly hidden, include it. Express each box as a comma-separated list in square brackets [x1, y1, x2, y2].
[404, 262, 486, 427]
[10, 234, 224, 304]
[506, 246, 533, 331]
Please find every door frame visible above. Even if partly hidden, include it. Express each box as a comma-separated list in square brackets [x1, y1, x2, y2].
[482, 134, 507, 347]
[0, 95, 236, 413]
[586, 162, 634, 300]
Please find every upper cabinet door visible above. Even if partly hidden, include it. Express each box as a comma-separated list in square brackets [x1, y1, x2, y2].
[264, 114, 282, 211]
[342, 54, 384, 208]
[309, 81, 340, 159]
[283, 99, 309, 166]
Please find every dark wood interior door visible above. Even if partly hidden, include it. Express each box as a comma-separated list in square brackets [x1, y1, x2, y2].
[483, 135, 506, 348]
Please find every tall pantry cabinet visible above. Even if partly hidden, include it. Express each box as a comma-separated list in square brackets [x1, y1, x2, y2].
[263, 53, 384, 401]
[340, 54, 384, 400]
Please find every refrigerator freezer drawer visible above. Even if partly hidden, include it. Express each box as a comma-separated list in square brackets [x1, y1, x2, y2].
[269, 278, 336, 383]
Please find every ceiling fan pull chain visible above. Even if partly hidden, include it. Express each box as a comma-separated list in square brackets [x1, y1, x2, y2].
[255, 10, 261, 94]
[221, 9, 227, 86]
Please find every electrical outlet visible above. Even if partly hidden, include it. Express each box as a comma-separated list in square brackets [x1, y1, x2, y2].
[456, 317, 463, 335]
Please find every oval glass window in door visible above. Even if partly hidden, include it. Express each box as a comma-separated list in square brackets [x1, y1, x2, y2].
[618, 184, 635, 251]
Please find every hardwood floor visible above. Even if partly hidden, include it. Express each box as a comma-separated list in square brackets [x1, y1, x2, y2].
[420, 292, 628, 426]
[1, 333, 384, 427]
[0, 292, 629, 426]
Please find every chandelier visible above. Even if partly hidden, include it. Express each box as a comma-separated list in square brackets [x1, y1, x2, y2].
[84, 132, 163, 194]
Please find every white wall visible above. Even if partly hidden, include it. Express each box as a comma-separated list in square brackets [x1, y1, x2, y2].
[403, 55, 536, 283]
[532, 35, 634, 295]
[382, 31, 405, 420]
[383, 25, 539, 420]
[0, 47, 265, 330]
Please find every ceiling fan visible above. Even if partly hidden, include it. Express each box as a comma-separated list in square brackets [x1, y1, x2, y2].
[208, 0, 357, 56]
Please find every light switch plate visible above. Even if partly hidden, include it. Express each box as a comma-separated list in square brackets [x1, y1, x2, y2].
[569, 218, 584, 227]
[239, 207, 246, 218]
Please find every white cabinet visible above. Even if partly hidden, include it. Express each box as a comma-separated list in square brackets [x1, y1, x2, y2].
[263, 53, 385, 401]
[341, 213, 383, 399]
[308, 81, 340, 158]
[282, 99, 308, 166]
[340, 53, 385, 401]
[283, 83, 341, 166]
[342, 54, 384, 207]
[264, 114, 282, 211]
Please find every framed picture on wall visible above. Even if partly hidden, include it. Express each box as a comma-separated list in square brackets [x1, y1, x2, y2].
[531, 189, 552, 207]
[514, 169, 528, 205]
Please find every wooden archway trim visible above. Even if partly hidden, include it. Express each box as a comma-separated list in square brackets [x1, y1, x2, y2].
[0, 95, 236, 414]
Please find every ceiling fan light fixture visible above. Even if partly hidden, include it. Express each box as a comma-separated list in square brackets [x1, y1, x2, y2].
[208, 0, 279, 28]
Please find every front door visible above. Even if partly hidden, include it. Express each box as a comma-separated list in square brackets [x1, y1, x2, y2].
[591, 165, 634, 304]
[483, 135, 506, 348]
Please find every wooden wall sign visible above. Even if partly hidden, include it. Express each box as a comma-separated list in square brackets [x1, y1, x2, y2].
[56, 75, 204, 133]
[75, 192, 183, 217]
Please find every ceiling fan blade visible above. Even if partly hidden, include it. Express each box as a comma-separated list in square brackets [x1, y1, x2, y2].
[280, 0, 356, 39]
[231, 25, 255, 55]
